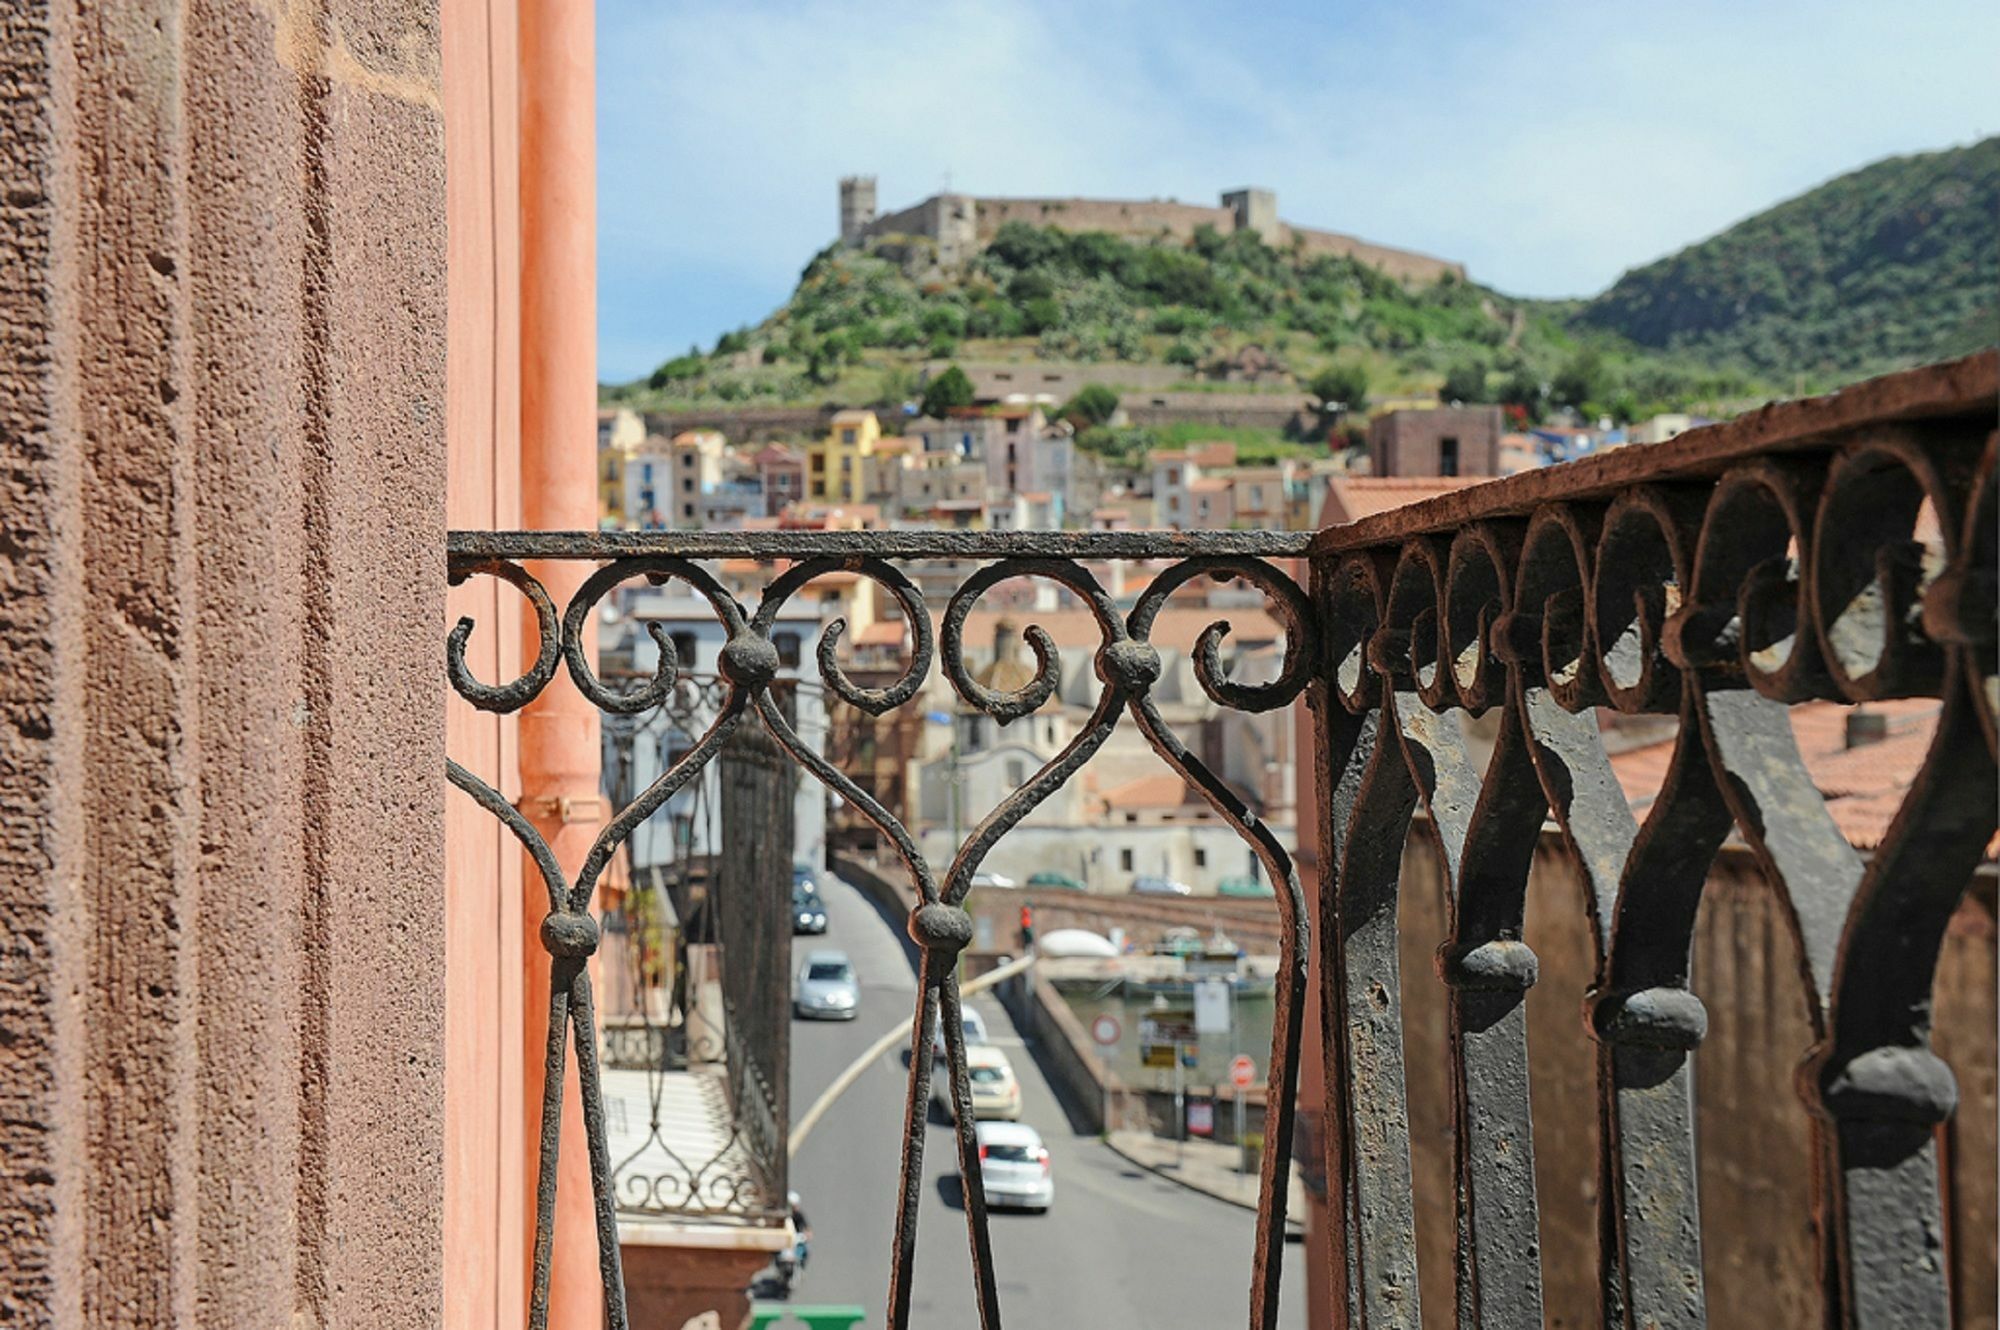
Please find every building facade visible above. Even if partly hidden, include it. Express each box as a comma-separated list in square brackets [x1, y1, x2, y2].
[1367, 405, 1505, 477]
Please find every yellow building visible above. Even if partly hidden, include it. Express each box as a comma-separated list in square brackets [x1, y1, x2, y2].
[808, 408, 880, 503]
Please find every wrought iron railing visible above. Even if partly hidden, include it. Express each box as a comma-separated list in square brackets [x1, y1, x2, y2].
[446, 352, 1995, 1330]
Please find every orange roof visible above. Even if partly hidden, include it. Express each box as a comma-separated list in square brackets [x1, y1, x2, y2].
[1607, 699, 1991, 857]
[1320, 475, 1485, 526]
[948, 606, 1281, 651]
[1191, 442, 1238, 469]
[1189, 477, 1233, 493]
[1019, 491, 1052, 502]
[874, 436, 916, 455]
[854, 621, 907, 648]
[1152, 450, 1189, 463]
[1100, 771, 1198, 811]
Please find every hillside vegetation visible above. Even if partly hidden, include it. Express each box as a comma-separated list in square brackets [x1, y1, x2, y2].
[1578, 138, 1998, 376]
[607, 140, 1996, 430]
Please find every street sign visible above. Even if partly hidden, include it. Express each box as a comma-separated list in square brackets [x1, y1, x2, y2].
[1193, 978, 1232, 1034]
[1186, 1099, 1214, 1137]
[1229, 1054, 1257, 1089]
[1090, 1013, 1121, 1047]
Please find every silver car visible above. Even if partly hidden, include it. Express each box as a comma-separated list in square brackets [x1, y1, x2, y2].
[792, 950, 859, 1021]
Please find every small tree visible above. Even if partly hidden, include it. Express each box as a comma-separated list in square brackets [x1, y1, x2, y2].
[1552, 348, 1610, 411]
[1440, 358, 1490, 404]
[1309, 363, 1369, 412]
[1060, 383, 1120, 429]
[919, 364, 976, 418]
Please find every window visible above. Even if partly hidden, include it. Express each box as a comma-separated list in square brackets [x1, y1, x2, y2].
[772, 632, 801, 667]
[841, 428, 857, 445]
[1007, 442, 1017, 461]
[640, 463, 654, 483]
[1194, 847, 1208, 868]
[681, 476, 694, 493]
[1120, 848, 1134, 871]
[810, 454, 825, 472]
[1439, 437, 1460, 476]
[679, 452, 694, 469]
[670, 631, 698, 666]
[1166, 467, 1181, 485]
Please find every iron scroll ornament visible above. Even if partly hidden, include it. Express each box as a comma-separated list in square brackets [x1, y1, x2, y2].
[445, 540, 1321, 1330]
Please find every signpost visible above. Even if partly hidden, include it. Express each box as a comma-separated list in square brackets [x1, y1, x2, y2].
[1140, 1009, 1198, 1162]
[1229, 1055, 1256, 1169]
[1187, 1099, 1214, 1138]
[1089, 1013, 1121, 1131]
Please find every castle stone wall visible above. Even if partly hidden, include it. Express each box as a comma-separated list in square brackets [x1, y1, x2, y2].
[852, 186, 1465, 285]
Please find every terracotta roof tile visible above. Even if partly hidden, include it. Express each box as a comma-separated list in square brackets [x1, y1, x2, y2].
[1320, 476, 1485, 526]
[1100, 772, 1198, 811]
[853, 621, 907, 648]
[1606, 698, 1993, 858]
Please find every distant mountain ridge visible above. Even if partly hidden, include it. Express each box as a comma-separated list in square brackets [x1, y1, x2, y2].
[1576, 138, 1998, 377]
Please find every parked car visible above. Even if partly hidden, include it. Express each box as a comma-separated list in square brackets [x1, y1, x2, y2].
[1130, 875, 1194, 897]
[932, 1044, 1021, 1120]
[970, 870, 1018, 890]
[931, 1007, 990, 1060]
[1025, 871, 1085, 891]
[791, 878, 827, 934]
[972, 1120, 1053, 1212]
[792, 951, 858, 1020]
[1216, 875, 1274, 898]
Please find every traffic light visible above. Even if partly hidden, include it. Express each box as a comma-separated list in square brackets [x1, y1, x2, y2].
[1019, 904, 1034, 946]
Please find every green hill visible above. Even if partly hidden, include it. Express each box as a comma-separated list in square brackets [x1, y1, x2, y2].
[606, 140, 1996, 430]
[1576, 138, 1999, 377]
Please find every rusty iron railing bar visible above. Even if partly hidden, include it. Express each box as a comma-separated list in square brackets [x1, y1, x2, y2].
[450, 528, 1316, 561]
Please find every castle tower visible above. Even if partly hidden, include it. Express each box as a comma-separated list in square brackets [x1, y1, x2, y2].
[1222, 187, 1277, 241]
[839, 175, 877, 245]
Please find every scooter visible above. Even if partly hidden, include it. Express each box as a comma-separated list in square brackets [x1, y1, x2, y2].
[772, 1191, 810, 1295]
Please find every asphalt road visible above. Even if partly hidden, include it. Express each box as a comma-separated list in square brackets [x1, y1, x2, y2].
[781, 871, 1305, 1328]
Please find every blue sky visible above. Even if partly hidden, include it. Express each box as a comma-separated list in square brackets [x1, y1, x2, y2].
[597, 0, 1993, 382]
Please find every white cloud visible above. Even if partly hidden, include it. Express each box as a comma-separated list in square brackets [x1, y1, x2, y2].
[598, 0, 1995, 379]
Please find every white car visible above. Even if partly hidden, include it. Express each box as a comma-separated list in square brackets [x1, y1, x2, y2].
[970, 870, 1018, 890]
[931, 1007, 990, 1060]
[973, 1120, 1053, 1212]
[932, 1043, 1021, 1121]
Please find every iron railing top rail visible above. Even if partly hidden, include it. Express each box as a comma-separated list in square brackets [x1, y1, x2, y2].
[1312, 348, 1997, 552]
[449, 527, 1315, 560]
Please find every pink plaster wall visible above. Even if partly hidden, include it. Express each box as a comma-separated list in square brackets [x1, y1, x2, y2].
[443, 0, 527, 1325]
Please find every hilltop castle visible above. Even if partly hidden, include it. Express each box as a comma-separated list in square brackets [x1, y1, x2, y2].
[838, 176, 1465, 286]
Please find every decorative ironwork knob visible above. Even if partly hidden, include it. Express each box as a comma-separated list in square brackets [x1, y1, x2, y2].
[541, 911, 601, 959]
[718, 632, 780, 689]
[908, 902, 975, 954]
[1097, 639, 1162, 691]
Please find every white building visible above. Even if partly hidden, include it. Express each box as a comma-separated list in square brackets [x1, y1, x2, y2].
[604, 588, 831, 874]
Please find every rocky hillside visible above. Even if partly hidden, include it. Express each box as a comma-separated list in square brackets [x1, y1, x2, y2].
[1576, 138, 1998, 377]
[606, 139, 1994, 427]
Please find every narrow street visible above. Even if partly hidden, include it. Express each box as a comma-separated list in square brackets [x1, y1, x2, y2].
[781, 872, 1306, 1327]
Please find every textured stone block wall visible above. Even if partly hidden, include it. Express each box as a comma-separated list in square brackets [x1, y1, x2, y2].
[0, 2, 447, 1324]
